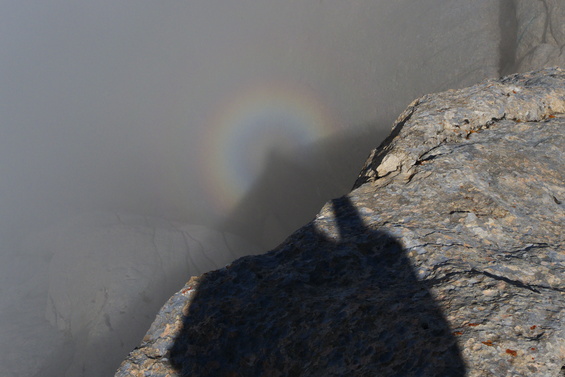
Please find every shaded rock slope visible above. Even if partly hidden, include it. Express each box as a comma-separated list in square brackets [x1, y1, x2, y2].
[115, 68, 565, 377]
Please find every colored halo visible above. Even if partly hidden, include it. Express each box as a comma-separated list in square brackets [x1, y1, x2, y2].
[202, 81, 337, 215]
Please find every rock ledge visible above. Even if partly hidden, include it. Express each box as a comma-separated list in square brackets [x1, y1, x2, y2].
[116, 68, 565, 377]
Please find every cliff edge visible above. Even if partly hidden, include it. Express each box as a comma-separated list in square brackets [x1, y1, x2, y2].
[115, 68, 565, 377]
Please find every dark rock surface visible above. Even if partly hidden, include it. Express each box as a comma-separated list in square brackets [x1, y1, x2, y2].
[115, 68, 565, 376]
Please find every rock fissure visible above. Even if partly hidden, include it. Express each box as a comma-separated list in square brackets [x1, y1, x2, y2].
[471, 269, 542, 294]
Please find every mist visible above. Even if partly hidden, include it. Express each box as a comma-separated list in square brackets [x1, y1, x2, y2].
[0, 1, 520, 376]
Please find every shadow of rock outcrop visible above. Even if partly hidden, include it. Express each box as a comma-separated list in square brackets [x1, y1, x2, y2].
[169, 196, 465, 376]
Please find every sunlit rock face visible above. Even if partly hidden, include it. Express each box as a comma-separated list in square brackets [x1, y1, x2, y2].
[1, 1, 560, 377]
[116, 67, 565, 377]
[7, 213, 259, 377]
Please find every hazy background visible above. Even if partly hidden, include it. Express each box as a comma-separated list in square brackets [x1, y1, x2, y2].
[0, 1, 519, 376]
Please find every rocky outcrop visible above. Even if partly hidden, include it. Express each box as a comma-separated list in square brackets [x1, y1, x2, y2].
[115, 68, 565, 376]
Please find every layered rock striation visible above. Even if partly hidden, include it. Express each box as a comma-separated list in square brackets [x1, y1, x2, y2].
[115, 68, 565, 376]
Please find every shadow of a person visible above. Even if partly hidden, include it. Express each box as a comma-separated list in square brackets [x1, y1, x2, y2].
[170, 195, 465, 376]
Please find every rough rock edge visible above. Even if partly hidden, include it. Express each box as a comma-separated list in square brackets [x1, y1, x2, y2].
[354, 67, 565, 189]
[115, 67, 565, 376]
[113, 276, 202, 376]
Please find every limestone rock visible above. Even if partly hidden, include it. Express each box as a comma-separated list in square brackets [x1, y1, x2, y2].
[115, 68, 565, 376]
